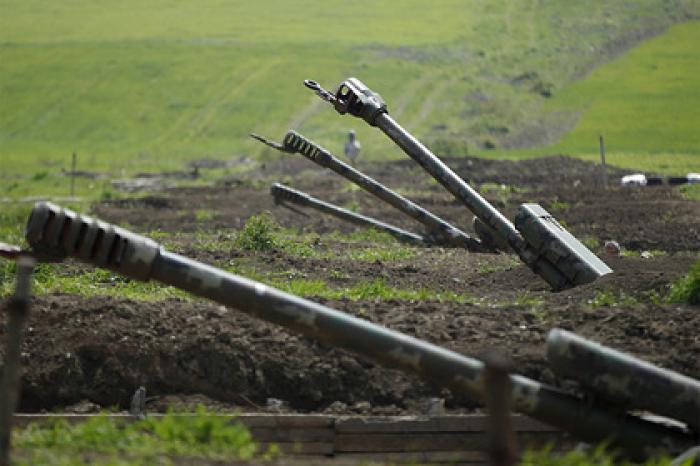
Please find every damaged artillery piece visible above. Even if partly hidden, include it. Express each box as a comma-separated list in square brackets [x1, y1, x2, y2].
[303, 77, 612, 291]
[8, 202, 698, 461]
[252, 131, 488, 251]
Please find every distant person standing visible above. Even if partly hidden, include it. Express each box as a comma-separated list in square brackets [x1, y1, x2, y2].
[344, 129, 361, 166]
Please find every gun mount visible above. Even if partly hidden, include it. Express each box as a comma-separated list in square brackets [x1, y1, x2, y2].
[252, 131, 487, 251]
[18, 202, 696, 459]
[304, 78, 613, 291]
[547, 329, 700, 431]
[270, 183, 426, 246]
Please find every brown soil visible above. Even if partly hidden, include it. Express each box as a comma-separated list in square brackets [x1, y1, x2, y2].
[3, 155, 699, 414]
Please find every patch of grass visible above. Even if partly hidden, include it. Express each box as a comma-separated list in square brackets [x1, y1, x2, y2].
[681, 184, 700, 201]
[1, 0, 696, 195]
[521, 444, 677, 465]
[234, 213, 279, 252]
[580, 235, 601, 250]
[345, 246, 416, 263]
[549, 200, 570, 211]
[525, 21, 700, 174]
[587, 289, 638, 308]
[0, 263, 188, 300]
[514, 291, 544, 309]
[620, 249, 667, 258]
[667, 255, 700, 305]
[229, 269, 476, 304]
[194, 209, 215, 223]
[13, 407, 278, 465]
[345, 228, 397, 244]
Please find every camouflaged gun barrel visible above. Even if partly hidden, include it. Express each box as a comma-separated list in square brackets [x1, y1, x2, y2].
[269, 183, 426, 246]
[304, 78, 613, 290]
[547, 328, 700, 431]
[22, 202, 695, 459]
[258, 130, 484, 251]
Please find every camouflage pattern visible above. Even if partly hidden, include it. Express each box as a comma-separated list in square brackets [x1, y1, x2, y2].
[23, 202, 696, 459]
[515, 204, 612, 286]
[305, 77, 613, 290]
[269, 183, 426, 245]
[547, 328, 700, 431]
[253, 130, 486, 251]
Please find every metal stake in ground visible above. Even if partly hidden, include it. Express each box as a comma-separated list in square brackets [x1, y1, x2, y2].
[599, 136, 608, 190]
[0, 256, 35, 466]
[482, 349, 519, 466]
[70, 152, 77, 197]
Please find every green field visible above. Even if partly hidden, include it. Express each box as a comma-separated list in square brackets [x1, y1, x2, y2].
[521, 20, 700, 173]
[1, 0, 699, 194]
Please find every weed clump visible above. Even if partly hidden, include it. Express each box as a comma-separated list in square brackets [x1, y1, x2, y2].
[234, 213, 279, 251]
[667, 256, 700, 305]
[15, 406, 278, 464]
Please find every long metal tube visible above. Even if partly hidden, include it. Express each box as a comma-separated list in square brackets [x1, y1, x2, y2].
[374, 112, 524, 250]
[270, 183, 426, 246]
[547, 329, 700, 431]
[303, 77, 613, 290]
[373, 113, 581, 289]
[254, 131, 484, 251]
[23, 202, 696, 458]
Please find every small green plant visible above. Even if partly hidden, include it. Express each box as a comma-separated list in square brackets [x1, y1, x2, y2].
[479, 183, 526, 205]
[13, 406, 278, 465]
[31, 170, 49, 181]
[100, 189, 114, 201]
[521, 444, 677, 465]
[581, 235, 600, 250]
[680, 184, 700, 201]
[588, 289, 637, 308]
[549, 200, 570, 210]
[234, 212, 279, 251]
[343, 200, 361, 212]
[194, 209, 215, 222]
[346, 246, 416, 262]
[514, 291, 544, 309]
[667, 256, 700, 305]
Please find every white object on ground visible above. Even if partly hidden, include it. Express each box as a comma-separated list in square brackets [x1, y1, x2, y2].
[620, 173, 647, 187]
[687, 173, 700, 184]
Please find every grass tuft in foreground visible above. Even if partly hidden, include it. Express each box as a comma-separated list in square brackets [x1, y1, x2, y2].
[13, 407, 278, 466]
[667, 255, 700, 305]
[521, 444, 681, 466]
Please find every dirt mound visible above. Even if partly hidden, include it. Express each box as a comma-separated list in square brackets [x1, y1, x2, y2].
[4, 155, 699, 413]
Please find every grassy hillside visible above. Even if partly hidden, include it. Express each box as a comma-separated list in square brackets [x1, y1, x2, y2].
[1, 0, 699, 191]
[520, 20, 700, 174]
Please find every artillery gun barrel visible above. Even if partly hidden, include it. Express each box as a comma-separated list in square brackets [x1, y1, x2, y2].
[304, 78, 612, 290]
[22, 202, 695, 458]
[547, 328, 700, 431]
[270, 183, 426, 246]
[253, 131, 484, 251]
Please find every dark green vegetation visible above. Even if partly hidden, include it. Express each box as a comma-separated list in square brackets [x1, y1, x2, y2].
[521, 446, 684, 466]
[12, 408, 276, 465]
[668, 255, 700, 305]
